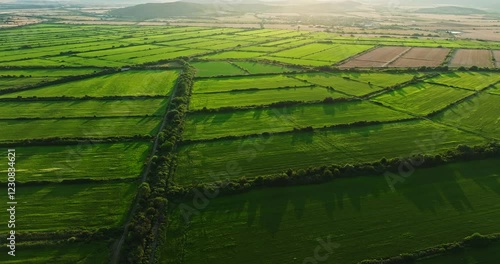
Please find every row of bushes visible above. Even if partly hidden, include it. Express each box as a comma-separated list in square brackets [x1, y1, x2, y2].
[180, 118, 415, 145]
[0, 94, 166, 101]
[191, 97, 355, 114]
[0, 136, 151, 147]
[166, 142, 499, 200]
[359, 233, 500, 264]
[122, 61, 195, 263]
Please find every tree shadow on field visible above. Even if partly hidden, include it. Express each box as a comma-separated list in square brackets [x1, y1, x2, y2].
[459, 158, 500, 195]
[291, 130, 314, 145]
[395, 162, 474, 213]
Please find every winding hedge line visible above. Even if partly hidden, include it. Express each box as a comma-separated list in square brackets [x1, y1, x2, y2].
[166, 142, 499, 200]
[359, 233, 500, 264]
[122, 61, 194, 263]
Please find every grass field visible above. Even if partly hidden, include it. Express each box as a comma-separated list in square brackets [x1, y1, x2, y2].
[260, 56, 332, 66]
[0, 99, 168, 118]
[432, 93, 500, 139]
[0, 77, 58, 91]
[164, 159, 500, 264]
[192, 61, 247, 77]
[373, 83, 474, 115]
[232, 61, 298, 74]
[0, 182, 137, 232]
[183, 101, 412, 140]
[337, 72, 419, 88]
[0, 70, 179, 98]
[200, 51, 266, 60]
[271, 43, 334, 58]
[295, 73, 385, 96]
[0, 241, 111, 264]
[175, 120, 486, 183]
[1, 142, 150, 182]
[189, 86, 349, 110]
[302, 44, 373, 63]
[417, 241, 500, 264]
[0, 68, 101, 77]
[427, 72, 500, 90]
[0, 117, 160, 141]
[192, 75, 307, 93]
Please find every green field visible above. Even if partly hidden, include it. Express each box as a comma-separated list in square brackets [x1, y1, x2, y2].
[192, 75, 307, 93]
[0, 70, 179, 98]
[338, 72, 419, 88]
[0, 117, 160, 141]
[0, 241, 111, 264]
[373, 83, 474, 115]
[175, 120, 486, 183]
[200, 51, 266, 60]
[0, 182, 137, 232]
[271, 43, 334, 58]
[232, 61, 298, 74]
[0, 68, 101, 77]
[184, 101, 412, 140]
[189, 86, 349, 110]
[192, 61, 247, 77]
[432, 93, 500, 139]
[0, 99, 168, 118]
[1, 142, 150, 182]
[489, 83, 500, 95]
[260, 56, 332, 66]
[0, 77, 58, 91]
[302, 44, 373, 63]
[296, 73, 384, 96]
[427, 72, 500, 90]
[164, 159, 500, 264]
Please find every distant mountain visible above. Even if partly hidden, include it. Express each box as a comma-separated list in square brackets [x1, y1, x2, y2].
[108, 0, 364, 19]
[415, 6, 488, 15]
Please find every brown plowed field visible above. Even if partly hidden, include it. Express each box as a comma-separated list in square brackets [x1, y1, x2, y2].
[493, 50, 500, 68]
[340, 46, 409, 67]
[389, 47, 450, 67]
[449, 49, 493, 67]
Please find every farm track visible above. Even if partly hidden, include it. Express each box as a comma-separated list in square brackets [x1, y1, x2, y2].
[383, 47, 412, 67]
[110, 70, 183, 264]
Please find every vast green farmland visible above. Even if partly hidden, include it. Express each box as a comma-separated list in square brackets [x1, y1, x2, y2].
[432, 93, 500, 139]
[427, 72, 500, 90]
[192, 61, 246, 77]
[1, 22, 499, 264]
[175, 120, 486, 183]
[0, 182, 136, 232]
[0, 70, 179, 98]
[184, 101, 412, 140]
[164, 159, 500, 264]
[296, 73, 385, 96]
[0, 99, 168, 118]
[0, 117, 160, 140]
[373, 83, 474, 115]
[2, 142, 150, 182]
[189, 86, 348, 110]
[192, 75, 307, 93]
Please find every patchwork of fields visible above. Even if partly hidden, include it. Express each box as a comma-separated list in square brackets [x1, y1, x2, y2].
[0, 23, 498, 263]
